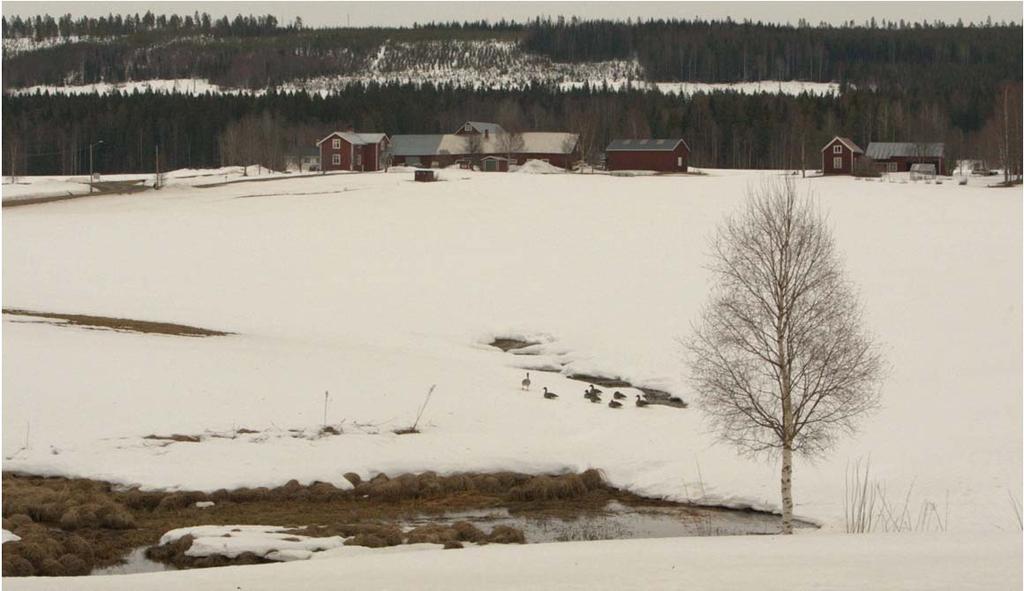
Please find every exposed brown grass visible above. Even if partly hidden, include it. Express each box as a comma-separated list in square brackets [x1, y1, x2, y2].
[2, 309, 231, 337]
[2, 468, 665, 577]
[489, 338, 540, 352]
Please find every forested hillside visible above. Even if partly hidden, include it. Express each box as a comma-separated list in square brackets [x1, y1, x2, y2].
[2, 14, 1021, 175]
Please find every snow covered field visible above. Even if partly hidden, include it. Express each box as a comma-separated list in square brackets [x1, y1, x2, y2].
[2, 167, 1021, 588]
[4, 532, 1020, 590]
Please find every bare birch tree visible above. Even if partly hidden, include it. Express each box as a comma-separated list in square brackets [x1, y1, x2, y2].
[463, 133, 485, 168]
[496, 130, 525, 163]
[688, 179, 885, 534]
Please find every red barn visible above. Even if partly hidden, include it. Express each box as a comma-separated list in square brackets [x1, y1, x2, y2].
[316, 131, 390, 172]
[821, 136, 864, 175]
[605, 138, 689, 172]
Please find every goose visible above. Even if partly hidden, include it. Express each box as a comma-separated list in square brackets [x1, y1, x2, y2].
[521, 372, 531, 391]
[543, 387, 558, 400]
[635, 395, 649, 408]
[589, 395, 602, 404]
[608, 400, 622, 409]
[584, 388, 596, 400]
[612, 391, 626, 400]
[586, 384, 603, 396]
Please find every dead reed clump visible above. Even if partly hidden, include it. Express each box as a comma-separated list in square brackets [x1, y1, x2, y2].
[579, 469, 607, 491]
[508, 474, 588, 502]
[156, 492, 206, 512]
[59, 504, 102, 530]
[307, 481, 345, 502]
[343, 472, 362, 487]
[6, 514, 33, 529]
[145, 534, 195, 566]
[121, 489, 165, 511]
[443, 541, 464, 549]
[405, 524, 459, 545]
[451, 521, 487, 543]
[37, 558, 66, 577]
[441, 474, 475, 494]
[58, 554, 90, 576]
[2, 554, 35, 576]
[344, 533, 388, 548]
[63, 534, 95, 564]
[487, 525, 526, 544]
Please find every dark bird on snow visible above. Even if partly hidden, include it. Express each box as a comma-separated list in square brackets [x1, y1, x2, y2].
[521, 372, 531, 391]
[543, 387, 559, 400]
[613, 391, 626, 400]
[586, 384, 603, 397]
[635, 395, 649, 408]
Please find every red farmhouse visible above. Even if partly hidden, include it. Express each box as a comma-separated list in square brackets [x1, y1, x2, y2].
[821, 136, 864, 175]
[317, 131, 390, 172]
[605, 138, 690, 173]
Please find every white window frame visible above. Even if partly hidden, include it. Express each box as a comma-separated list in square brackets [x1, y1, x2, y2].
[332, 138, 341, 149]
[332, 154, 341, 165]
[677, 156, 683, 167]
[833, 157, 843, 169]
[833, 145, 842, 154]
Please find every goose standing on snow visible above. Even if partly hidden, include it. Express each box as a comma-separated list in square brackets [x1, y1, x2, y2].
[635, 395, 649, 408]
[543, 387, 559, 400]
[613, 391, 626, 400]
[608, 400, 622, 409]
[586, 384, 603, 397]
[521, 372, 531, 391]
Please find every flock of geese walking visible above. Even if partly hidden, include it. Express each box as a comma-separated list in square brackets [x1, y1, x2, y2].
[520, 372, 648, 408]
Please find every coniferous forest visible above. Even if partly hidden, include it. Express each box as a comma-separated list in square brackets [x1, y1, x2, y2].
[2, 14, 1021, 175]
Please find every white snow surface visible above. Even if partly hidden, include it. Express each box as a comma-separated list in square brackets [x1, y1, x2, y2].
[2, 529, 21, 544]
[2, 169, 1020, 535]
[158, 525, 346, 561]
[4, 533, 1020, 590]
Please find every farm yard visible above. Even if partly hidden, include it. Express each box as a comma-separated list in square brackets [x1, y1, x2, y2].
[1, 166, 1021, 588]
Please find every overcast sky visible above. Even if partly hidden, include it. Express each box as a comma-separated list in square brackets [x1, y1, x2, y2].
[3, 1, 1021, 27]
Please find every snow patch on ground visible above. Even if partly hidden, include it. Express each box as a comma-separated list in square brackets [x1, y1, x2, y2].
[514, 159, 566, 174]
[159, 525, 346, 561]
[2, 529, 22, 544]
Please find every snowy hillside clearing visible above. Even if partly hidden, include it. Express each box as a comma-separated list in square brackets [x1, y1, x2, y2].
[2, 169, 1019, 538]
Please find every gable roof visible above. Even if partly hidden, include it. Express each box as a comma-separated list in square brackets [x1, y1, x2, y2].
[865, 142, 945, 159]
[605, 138, 690, 152]
[316, 131, 388, 146]
[391, 132, 579, 157]
[821, 136, 863, 154]
[460, 121, 506, 135]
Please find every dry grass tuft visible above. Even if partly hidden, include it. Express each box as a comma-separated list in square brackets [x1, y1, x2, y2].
[58, 554, 90, 576]
[443, 540, 464, 549]
[508, 474, 588, 502]
[487, 525, 526, 544]
[342, 472, 362, 487]
[451, 521, 487, 543]
[2, 554, 35, 576]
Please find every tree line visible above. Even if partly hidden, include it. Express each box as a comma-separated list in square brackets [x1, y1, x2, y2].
[4, 82, 1020, 177]
[3, 15, 1018, 96]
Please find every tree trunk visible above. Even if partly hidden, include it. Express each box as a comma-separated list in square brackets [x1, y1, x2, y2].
[781, 440, 794, 534]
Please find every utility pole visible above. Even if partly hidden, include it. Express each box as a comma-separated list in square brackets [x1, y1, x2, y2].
[89, 140, 103, 193]
[155, 144, 160, 189]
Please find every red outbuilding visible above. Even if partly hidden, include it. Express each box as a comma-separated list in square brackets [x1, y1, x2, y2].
[821, 136, 864, 175]
[605, 138, 689, 173]
[317, 131, 390, 172]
